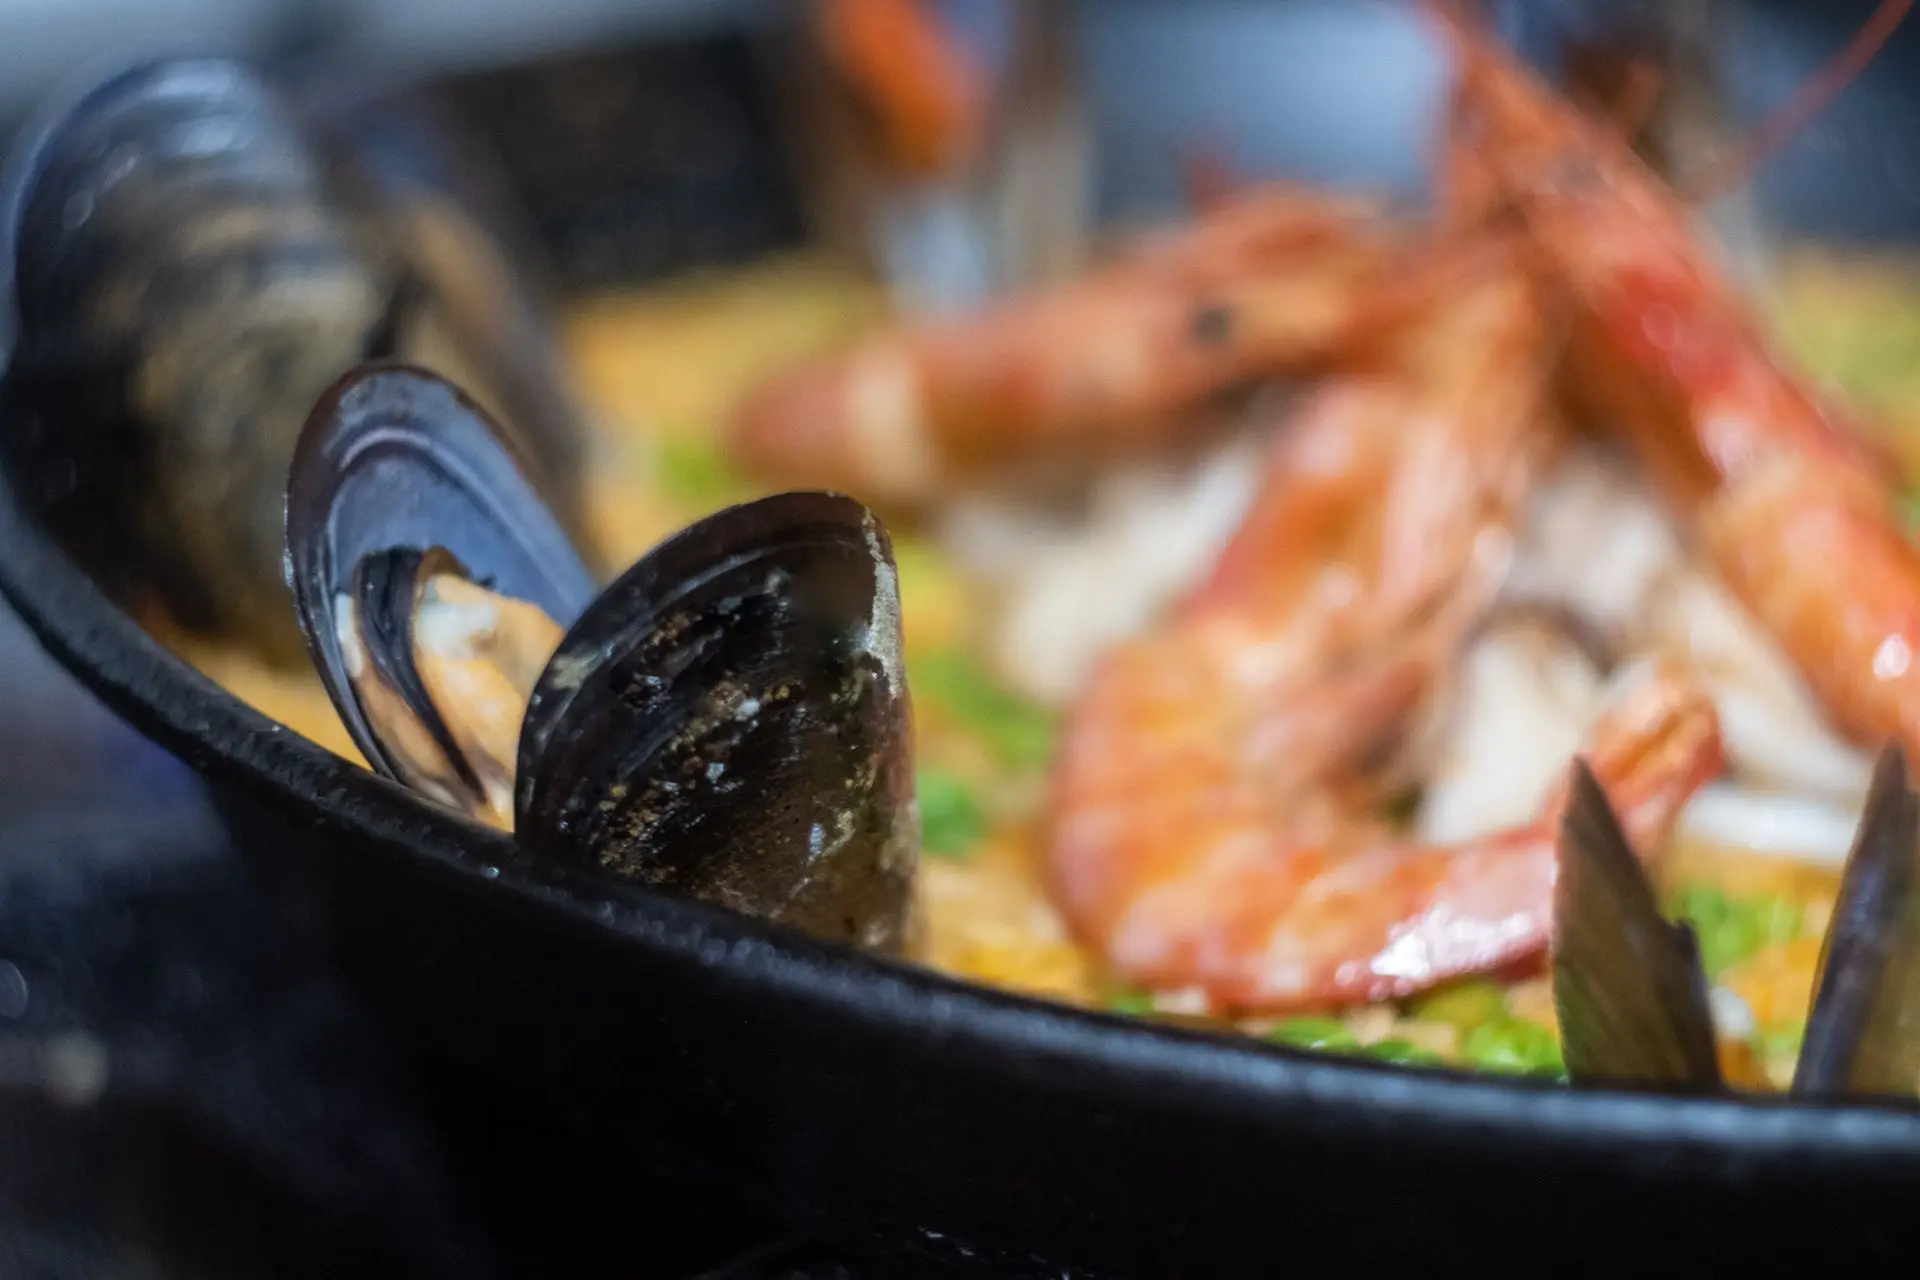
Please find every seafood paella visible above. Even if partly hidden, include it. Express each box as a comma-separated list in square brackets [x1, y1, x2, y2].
[110, 5, 1920, 1093]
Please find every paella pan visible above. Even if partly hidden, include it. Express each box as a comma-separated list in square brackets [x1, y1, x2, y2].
[7, 2, 1920, 1273]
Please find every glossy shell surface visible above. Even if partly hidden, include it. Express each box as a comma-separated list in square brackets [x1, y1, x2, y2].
[516, 492, 919, 953]
[286, 362, 593, 788]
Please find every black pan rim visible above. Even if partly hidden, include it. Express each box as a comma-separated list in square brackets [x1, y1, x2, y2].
[5, 439, 1920, 1173]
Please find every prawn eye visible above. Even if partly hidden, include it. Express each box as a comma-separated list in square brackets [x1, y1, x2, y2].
[1190, 304, 1235, 347]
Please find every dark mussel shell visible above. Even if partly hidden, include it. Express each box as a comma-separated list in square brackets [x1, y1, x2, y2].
[1552, 760, 1723, 1092]
[1794, 744, 1920, 1099]
[287, 362, 593, 800]
[0, 59, 378, 659]
[1555, 743, 1920, 1102]
[515, 491, 919, 955]
[0, 58, 586, 664]
[289, 364, 918, 952]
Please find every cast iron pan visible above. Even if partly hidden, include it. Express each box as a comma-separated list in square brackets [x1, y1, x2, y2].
[6, 290, 1920, 1280]
[8, 30, 1920, 1280]
[0, 805, 474, 1279]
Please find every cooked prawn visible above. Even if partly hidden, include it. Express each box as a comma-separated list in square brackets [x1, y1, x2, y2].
[1052, 578, 1721, 1011]
[1045, 241, 1726, 1011]
[725, 185, 1402, 506]
[1431, 2, 1920, 768]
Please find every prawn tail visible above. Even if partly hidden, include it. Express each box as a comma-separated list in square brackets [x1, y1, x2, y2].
[1555, 659, 1726, 859]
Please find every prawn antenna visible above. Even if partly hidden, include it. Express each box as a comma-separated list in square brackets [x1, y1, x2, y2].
[1687, 0, 1911, 203]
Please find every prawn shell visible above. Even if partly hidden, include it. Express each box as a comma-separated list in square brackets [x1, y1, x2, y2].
[1553, 759, 1724, 1092]
[1793, 743, 1920, 1100]
[286, 362, 593, 792]
[514, 492, 919, 954]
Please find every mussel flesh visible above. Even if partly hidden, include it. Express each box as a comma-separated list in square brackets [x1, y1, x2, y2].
[1553, 742, 1920, 1101]
[286, 361, 593, 820]
[0, 58, 587, 664]
[329, 546, 565, 827]
[287, 363, 918, 952]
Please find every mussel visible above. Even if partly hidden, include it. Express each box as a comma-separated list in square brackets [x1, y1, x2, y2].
[287, 362, 918, 952]
[294, 74, 590, 513]
[1554, 743, 1920, 1100]
[0, 58, 587, 665]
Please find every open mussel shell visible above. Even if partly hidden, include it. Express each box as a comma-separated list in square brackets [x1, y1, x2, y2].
[1552, 760, 1724, 1092]
[1555, 743, 1920, 1102]
[1794, 744, 1920, 1099]
[514, 492, 919, 954]
[287, 362, 593, 809]
[0, 57, 588, 663]
[289, 364, 919, 952]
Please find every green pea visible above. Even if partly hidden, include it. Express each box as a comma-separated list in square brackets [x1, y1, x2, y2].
[1754, 1019, 1807, 1065]
[1671, 885, 1802, 977]
[653, 435, 746, 507]
[1708, 914, 1762, 977]
[908, 650, 1057, 770]
[984, 711, 1056, 772]
[1753, 896, 1802, 948]
[1106, 988, 1157, 1016]
[1672, 884, 1730, 931]
[1462, 1018, 1565, 1078]
[1266, 1017, 1361, 1052]
[1900, 492, 1920, 538]
[1406, 979, 1508, 1032]
[1361, 1038, 1444, 1067]
[917, 767, 985, 859]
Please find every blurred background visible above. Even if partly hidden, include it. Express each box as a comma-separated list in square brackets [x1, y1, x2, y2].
[0, 1, 1908, 235]
[4, 0, 1917, 799]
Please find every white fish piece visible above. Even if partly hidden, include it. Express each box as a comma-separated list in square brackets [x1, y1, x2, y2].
[938, 434, 1263, 706]
[1415, 615, 1607, 845]
[1709, 985, 1757, 1041]
[1508, 445, 1871, 802]
[1675, 783, 1864, 866]
[1502, 446, 1681, 636]
[1640, 570, 1874, 802]
[936, 471, 1079, 582]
